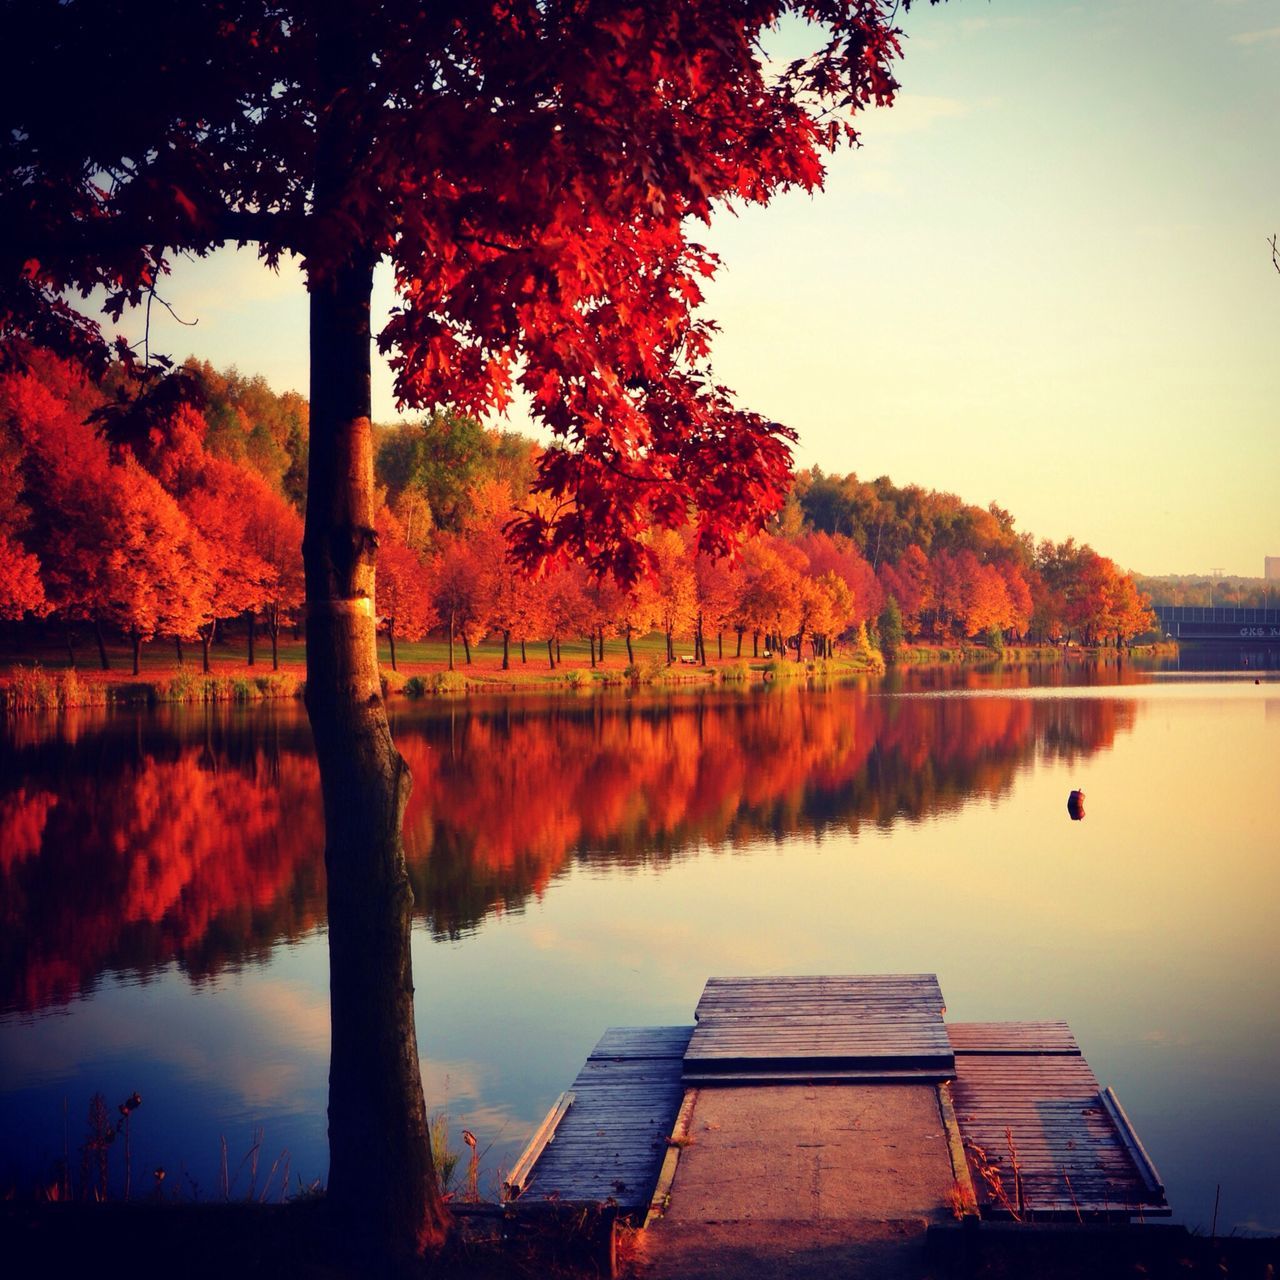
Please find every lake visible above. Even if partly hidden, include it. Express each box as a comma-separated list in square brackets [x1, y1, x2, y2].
[1, 662, 1276, 1233]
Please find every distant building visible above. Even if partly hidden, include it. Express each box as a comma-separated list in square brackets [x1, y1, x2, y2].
[1268, 557, 1280, 581]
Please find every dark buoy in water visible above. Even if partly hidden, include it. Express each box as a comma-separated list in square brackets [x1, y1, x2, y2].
[1067, 789, 1086, 821]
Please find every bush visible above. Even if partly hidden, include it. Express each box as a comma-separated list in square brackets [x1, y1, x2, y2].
[431, 670, 467, 695]
[719, 660, 751, 683]
[5, 665, 58, 711]
[402, 675, 428, 698]
[984, 625, 1005, 655]
[564, 667, 590, 689]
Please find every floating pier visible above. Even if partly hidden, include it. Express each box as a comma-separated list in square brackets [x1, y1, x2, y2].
[503, 974, 1167, 1272]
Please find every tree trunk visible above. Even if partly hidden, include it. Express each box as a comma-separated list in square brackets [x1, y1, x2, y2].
[303, 249, 446, 1258]
[598, 625, 605, 662]
[555, 638, 561, 664]
[94, 618, 111, 671]
[388, 621, 397, 672]
[247, 610, 256, 666]
[520, 637, 527, 664]
[718, 631, 723, 661]
[588, 634, 596, 668]
[447, 612, 455, 671]
[735, 629, 742, 658]
[175, 635, 184, 665]
[64, 622, 76, 669]
[131, 630, 142, 676]
[502, 630, 510, 671]
[625, 626, 634, 666]
[547, 637, 555, 669]
[200, 626, 211, 675]
[270, 621, 280, 671]
[462, 631, 471, 665]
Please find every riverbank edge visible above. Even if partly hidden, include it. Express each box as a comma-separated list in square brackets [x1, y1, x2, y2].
[0, 642, 1176, 715]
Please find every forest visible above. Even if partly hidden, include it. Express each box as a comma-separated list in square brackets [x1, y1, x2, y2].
[0, 349, 1159, 675]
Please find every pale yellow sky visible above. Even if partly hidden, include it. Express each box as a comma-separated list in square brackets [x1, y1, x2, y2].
[120, 0, 1279, 577]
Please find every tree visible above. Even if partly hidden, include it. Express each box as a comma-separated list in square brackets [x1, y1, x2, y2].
[650, 529, 697, 663]
[2, 0, 935, 1255]
[878, 596, 904, 663]
[375, 507, 435, 671]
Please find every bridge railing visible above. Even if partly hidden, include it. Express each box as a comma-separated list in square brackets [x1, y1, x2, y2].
[1152, 606, 1280, 626]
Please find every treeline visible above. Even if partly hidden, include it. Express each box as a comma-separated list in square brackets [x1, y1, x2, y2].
[0, 352, 1156, 673]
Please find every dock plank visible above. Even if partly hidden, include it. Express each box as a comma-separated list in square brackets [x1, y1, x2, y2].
[685, 975, 953, 1081]
[951, 1052, 1168, 1217]
[516, 1026, 693, 1217]
[948, 1022, 1080, 1056]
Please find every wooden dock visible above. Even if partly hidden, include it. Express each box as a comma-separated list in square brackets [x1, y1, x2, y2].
[684, 974, 954, 1083]
[508, 1025, 692, 1216]
[949, 1021, 1166, 1218]
[504, 975, 1168, 1235]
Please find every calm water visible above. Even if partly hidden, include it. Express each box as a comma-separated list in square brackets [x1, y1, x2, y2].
[1, 664, 1277, 1231]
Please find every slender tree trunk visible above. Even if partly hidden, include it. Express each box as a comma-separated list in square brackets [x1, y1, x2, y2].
[175, 635, 184, 665]
[555, 638, 561, 664]
[735, 629, 742, 658]
[94, 618, 111, 671]
[752, 631, 759, 658]
[625, 626, 634, 666]
[389, 622, 397, 672]
[64, 622, 76, 669]
[666, 628, 674, 663]
[200, 627, 211, 674]
[462, 631, 471, 665]
[131, 630, 142, 677]
[520, 637, 527, 664]
[718, 631, 723, 661]
[247, 610, 256, 666]
[303, 248, 446, 1258]
[588, 634, 596, 668]
[270, 622, 280, 671]
[598, 625, 605, 662]
[447, 613, 455, 671]
[502, 630, 510, 670]
[547, 637, 555, 669]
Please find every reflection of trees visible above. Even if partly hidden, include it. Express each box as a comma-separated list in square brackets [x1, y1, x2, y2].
[1, 689, 1136, 1011]
[0, 707, 325, 1012]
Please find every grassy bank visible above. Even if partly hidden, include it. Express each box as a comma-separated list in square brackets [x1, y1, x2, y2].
[0, 633, 1177, 715]
[0, 632, 887, 714]
[892, 641, 1176, 665]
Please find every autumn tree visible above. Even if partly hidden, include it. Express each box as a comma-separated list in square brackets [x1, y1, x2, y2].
[3, 0, 937, 1255]
[650, 529, 698, 663]
[245, 485, 306, 670]
[375, 507, 435, 671]
[429, 533, 486, 671]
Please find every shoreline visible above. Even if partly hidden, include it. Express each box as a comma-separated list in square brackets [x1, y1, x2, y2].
[0, 641, 1176, 715]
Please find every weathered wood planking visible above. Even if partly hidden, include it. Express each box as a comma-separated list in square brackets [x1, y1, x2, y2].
[947, 1022, 1079, 1056]
[517, 1026, 693, 1216]
[694, 974, 945, 1019]
[950, 1033, 1168, 1218]
[685, 974, 953, 1080]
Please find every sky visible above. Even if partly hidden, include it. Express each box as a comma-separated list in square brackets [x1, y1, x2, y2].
[115, 0, 1279, 578]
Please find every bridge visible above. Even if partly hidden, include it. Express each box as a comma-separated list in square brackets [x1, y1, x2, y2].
[1153, 605, 1280, 645]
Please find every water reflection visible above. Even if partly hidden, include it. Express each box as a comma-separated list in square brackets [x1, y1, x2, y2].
[0, 686, 1136, 1015]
